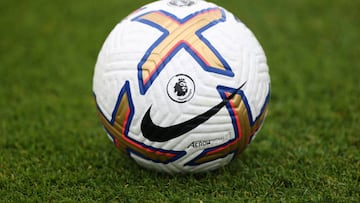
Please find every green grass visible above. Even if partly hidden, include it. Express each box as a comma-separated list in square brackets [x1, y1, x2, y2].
[1, 0, 359, 202]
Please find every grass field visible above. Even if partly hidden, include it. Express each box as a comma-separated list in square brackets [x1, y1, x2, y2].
[0, 0, 359, 202]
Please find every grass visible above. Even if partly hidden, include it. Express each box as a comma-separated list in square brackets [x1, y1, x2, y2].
[0, 0, 359, 202]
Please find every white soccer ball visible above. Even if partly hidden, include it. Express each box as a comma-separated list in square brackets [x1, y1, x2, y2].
[93, 0, 270, 173]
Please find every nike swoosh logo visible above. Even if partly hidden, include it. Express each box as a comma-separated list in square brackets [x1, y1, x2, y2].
[141, 82, 246, 142]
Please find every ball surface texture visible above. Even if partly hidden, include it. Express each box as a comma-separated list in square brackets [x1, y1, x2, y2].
[93, 0, 270, 173]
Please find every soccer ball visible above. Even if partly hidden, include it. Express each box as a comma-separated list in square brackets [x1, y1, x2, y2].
[93, 0, 270, 173]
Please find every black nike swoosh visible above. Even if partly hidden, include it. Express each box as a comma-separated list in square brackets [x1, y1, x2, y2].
[141, 82, 246, 142]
